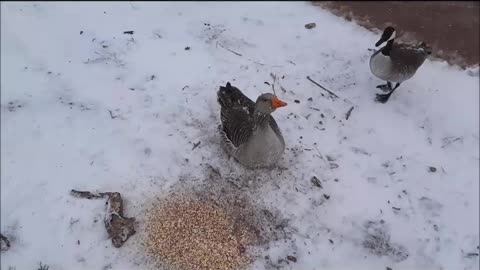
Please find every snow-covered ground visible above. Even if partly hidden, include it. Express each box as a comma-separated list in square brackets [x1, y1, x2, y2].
[1, 2, 479, 270]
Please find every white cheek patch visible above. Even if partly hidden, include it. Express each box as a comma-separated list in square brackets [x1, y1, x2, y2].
[388, 31, 396, 41]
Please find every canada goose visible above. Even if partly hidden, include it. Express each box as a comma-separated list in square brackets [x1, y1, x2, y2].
[370, 26, 432, 103]
[217, 82, 287, 168]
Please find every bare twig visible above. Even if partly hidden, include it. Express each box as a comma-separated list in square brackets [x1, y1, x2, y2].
[252, 60, 265, 66]
[123, 31, 134, 35]
[270, 73, 277, 95]
[216, 42, 242, 56]
[192, 141, 201, 150]
[107, 109, 118, 119]
[38, 262, 50, 270]
[345, 106, 354, 120]
[313, 144, 326, 161]
[226, 178, 241, 188]
[306, 76, 339, 99]
[205, 164, 221, 178]
[287, 60, 297, 65]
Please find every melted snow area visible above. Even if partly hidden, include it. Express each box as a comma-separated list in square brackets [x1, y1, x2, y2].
[1, 2, 479, 270]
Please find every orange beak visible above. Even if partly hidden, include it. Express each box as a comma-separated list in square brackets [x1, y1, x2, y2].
[271, 96, 288, 108]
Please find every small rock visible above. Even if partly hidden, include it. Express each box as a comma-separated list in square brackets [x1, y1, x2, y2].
[323, 194, 330, 200]
[185, 46, 191, 50]
[80, 30, 83, 35]
[308, 97, 313, 101]
[305, 22, 316, 29]
[311, 176, 322, 188]
[326, 155, 335, 162]
[287, 255, 297, 263]
[319, 121, 323, 125]
[429, 166, 437, 172]
[386, 267, 393, 270]
[329, 239, 334, 244]
[321, 113, 325, 118]
[329, 163, 339, 169]
[294, 100, 300, 103]
[334, 178, 339, 182]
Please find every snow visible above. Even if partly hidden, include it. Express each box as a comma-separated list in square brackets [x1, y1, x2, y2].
[1, 1, 478, 270]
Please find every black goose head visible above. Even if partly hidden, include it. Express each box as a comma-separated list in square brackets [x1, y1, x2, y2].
[375, 26, 396, 47]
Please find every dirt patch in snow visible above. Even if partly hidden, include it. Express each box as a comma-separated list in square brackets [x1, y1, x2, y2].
[314, 1, 479, 68]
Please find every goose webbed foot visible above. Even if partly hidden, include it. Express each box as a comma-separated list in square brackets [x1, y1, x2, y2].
[375, 93, 392, 103]
[375, 82, 401, 104]
[376, 82, 392, 92]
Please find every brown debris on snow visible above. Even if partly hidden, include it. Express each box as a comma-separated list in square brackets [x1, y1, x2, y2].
[70, 189, 136, 248]
[1, 233, 11, 252]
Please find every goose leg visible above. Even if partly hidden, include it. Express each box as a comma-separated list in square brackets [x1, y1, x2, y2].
[375, 82, 401, 103]
[376, 82, 392, 92]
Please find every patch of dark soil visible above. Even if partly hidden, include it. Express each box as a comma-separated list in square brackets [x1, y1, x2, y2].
[314, 1, 479, 68]
[362, 220, 409, 262]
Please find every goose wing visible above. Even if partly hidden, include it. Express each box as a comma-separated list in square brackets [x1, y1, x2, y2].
[268, 116, 284, 143]
[390, 43, 430, 69]
[217, 82, 256, 148]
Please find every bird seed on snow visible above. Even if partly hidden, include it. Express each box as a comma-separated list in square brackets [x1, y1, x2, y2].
[144, 195, 257, 270]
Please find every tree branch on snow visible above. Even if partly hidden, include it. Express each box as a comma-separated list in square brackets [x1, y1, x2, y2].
[345, 106, 354, 120]
[216, 42, 242, 56]
[306, 76, 339, 99]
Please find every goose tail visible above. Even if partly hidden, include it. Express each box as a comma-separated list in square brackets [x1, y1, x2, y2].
[217, 82, 240, 108]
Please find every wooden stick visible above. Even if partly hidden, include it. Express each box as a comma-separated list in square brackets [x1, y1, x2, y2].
[216, 42, 242, 56]
[345, 106, 354, 120]
[306, 76, 339, 99]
